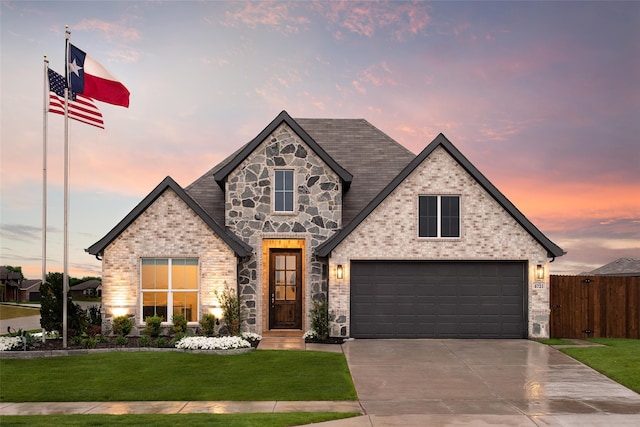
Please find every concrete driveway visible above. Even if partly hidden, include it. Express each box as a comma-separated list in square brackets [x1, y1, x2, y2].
[335, 339, 640, 426]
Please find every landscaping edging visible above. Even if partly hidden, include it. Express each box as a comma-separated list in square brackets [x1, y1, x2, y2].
[0, 346, 254, 359]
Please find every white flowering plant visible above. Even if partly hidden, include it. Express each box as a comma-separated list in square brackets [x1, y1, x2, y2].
[175, 336, 251, 350]
[30, 331, 59, 339]
[240, 332, 262, 343]
[0, 336, 23, 351]
[303, 330, 318, 342]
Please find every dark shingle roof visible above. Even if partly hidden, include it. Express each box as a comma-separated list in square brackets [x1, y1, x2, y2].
[86, 176, 252, 258]
[294, 118, 415, 225]
[316, 133, 566, 259]
[583, 258, 640, 276]
[70, 279, 102, 291]
[19, 279, 42, 291]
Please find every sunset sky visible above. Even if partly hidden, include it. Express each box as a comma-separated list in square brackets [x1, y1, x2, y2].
[1, 1, 638, 280]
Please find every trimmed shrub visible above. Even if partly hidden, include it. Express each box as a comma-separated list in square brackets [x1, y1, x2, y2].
[199, 314, 217, 336]
[171, 313, 188, 335]
[112, 316, 134, 336]
[144, 315, 163, 338]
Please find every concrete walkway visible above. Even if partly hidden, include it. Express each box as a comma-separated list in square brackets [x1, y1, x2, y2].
[0, 400, 362, 416]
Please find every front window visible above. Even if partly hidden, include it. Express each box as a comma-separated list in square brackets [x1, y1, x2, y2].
[274, 170, 294, 212]
[141, 258, 198, 323]
[419, 195, 460, 238]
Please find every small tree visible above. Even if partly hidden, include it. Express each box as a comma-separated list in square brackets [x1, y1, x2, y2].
[39, 272, 88, 335]
[310, 298, 335, 341]
[216, 288, 243, 336]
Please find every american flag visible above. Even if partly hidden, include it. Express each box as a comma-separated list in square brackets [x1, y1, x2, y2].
[48, 68, 104, 129]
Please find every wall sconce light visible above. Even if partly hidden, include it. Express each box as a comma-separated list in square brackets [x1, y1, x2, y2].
[336, 264, 344, 280]
[536, 264, 544, 280]
[112, 307, 128, 317]
[210, 306, 223, 320]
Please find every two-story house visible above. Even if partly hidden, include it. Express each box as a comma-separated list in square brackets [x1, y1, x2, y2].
[87, 111, 564, 339]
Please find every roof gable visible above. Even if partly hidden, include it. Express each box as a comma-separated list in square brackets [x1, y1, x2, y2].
[213, 111, 353, 189]
[86, 176, 252, 257]
[316, 133, 565, 258]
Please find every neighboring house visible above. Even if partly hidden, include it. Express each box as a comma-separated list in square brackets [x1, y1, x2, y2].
[18, 279, 42, 302]
[582, 258, 640, 277]
[87, 111, 564, 339]
[70, 280, 103, 298]
[0, 267, 40, 302]
[1, 266, 23, 302]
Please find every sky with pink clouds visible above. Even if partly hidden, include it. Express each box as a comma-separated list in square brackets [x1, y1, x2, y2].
[1, 1, 639, 281]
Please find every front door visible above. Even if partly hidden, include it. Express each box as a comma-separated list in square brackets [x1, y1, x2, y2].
[269, 249, 302, 329]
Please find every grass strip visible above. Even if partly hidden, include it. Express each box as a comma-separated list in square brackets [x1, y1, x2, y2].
[0, 304, 40, 321]
[560, 338, 640, 393]
[0, 412, 360, 427]
[0, 350, 357, 402]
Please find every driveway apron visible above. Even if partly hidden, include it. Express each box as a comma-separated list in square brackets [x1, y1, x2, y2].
[342, 339, 640, 419]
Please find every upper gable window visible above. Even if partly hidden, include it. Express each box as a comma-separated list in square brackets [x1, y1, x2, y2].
[274, 170, 294, 212]
[418, 195, 460, 238]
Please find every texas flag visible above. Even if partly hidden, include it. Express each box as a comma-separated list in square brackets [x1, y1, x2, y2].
[68, 43, 130, 108]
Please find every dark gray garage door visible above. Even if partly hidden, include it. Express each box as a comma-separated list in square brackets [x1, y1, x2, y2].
[350, 261, 526, 338]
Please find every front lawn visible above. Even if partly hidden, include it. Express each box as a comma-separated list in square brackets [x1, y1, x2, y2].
[0, 304, 40, 321]
[560, 338, 640, 393]
[0, 350, 357, 402]
[0, 413, 360, 427]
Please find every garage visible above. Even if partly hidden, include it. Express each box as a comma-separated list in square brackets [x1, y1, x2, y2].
[350, 261, 527, 339]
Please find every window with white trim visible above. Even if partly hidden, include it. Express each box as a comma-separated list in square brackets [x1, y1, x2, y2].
[418, 195, 460, 238]
[141, 258, 198, 322]
[274, 169, 294, 212]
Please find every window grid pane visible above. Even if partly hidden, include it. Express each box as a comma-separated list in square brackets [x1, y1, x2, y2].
[418, 196, 437, 237]
[141, 258, 198, 323]
[275, 170, 294, 212]
[441, 196, 460, 237]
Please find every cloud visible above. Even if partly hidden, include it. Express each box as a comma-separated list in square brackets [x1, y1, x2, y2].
[0, 224, 41, 243]
[222, 1, 310, 34]
[316, 1, 432, 41]
[74, 18, 141, 42]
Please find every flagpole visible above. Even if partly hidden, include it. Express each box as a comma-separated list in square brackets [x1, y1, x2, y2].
[63, 26, 70, 348]
[42, 56, 48, 343]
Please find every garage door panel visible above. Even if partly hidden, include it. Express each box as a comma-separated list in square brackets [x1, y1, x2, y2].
[350, 261, 526, 338]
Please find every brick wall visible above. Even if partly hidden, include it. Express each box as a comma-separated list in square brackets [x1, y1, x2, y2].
[101, 188, 237, 333]
[329, 146, 551, 338]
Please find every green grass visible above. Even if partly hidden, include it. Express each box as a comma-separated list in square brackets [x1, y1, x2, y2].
[0, 413, 360, 427]
[0, 304, 40, 320]
[560, 338, 640, 393]
[0, 351, 357, 402]
[536, 338, 575, 346]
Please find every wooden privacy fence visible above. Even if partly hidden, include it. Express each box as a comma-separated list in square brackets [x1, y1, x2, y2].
[550, 275, 640, 339]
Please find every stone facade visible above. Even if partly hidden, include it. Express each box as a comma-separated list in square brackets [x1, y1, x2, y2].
[101, 189, 238, 333]
[328, 146, 551, 338]
[223, 123, 342, 332]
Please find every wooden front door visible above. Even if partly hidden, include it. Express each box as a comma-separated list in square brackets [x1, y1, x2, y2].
[269, 249, 302, 329]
